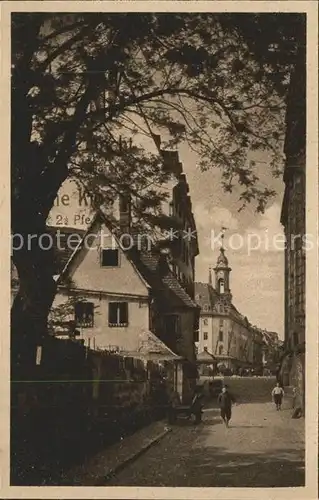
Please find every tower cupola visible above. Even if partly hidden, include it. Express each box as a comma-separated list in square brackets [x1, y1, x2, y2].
[213, 230, 232, 296]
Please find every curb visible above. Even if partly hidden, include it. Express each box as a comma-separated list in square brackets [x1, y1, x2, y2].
[94, 426, 172, 485]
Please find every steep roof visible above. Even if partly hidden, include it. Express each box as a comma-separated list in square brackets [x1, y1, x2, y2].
[48, 212, 198, 310]
[47, 226, 86, 275]
[123, 329, 182, 361]
[194, 282, 219, 312]
[131, 248, 198, 309]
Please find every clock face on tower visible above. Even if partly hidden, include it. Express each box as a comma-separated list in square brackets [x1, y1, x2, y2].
[217, 271, 224, 280]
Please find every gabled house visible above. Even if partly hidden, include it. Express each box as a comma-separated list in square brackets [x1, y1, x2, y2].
[49, 210, 198, 402]
[49, 219, 150, 353]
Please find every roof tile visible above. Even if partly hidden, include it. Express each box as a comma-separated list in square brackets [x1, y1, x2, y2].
[47, 226, 86, 274]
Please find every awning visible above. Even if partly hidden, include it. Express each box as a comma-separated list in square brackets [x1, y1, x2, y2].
[123, 330, 182, 362]
[196, 349, 217, 363]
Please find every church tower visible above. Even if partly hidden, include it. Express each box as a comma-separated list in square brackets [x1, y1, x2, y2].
[213, 232, 232, 299]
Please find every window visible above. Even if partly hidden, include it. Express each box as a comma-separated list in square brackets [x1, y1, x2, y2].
[108, 302, 128, 326]
[219, 330, 223, 342]
[203, 318, 208, 325]
[219, 318, 224, 328]
[165, 315, 179, 337]
[101, 248, 119, 267]
[219, 345, 223, 355]
[203, 332, 208, 340]
[75, 302, 94, 328]
[219, 279, 225, 294]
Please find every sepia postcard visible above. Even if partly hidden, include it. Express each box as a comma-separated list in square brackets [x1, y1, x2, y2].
[1, 1, 318, 499]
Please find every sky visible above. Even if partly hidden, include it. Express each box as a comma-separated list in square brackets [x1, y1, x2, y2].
[50, 146, 285, 339]
[178, 145, 285, 338]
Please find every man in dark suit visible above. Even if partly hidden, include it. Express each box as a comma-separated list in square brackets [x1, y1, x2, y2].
[217, 384, 236, 428]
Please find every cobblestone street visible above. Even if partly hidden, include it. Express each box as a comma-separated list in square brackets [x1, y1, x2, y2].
[108, 399, 305, 487]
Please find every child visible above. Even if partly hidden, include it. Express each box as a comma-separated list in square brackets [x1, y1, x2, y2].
[271, 382, 285, 410]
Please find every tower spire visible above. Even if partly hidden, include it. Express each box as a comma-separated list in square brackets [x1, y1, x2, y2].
[213, 226, 232, 297]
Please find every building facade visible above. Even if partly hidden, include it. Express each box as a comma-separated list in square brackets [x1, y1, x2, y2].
[11, 144, 200, 403]
[47, 148, 199, 402]
[260, 329, 284, 375]
[195, 245, 274, 374]
[45, 213, 198, 402]
[49, 221, 151, 352]
[155, 144, 199, 303]
[280, 45, 306, 412]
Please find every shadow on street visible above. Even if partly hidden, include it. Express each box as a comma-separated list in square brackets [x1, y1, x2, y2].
[187, 443, 305, 487]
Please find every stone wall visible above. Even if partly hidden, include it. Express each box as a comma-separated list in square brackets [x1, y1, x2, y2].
[11, 338, 168, 485]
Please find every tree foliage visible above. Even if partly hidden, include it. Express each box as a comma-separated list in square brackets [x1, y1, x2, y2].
[11, 12, 303, 360]
[12, 12, 291, 231]
[219, 13, 306, 162]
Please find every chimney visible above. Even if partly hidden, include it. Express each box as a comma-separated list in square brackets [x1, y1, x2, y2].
[119, 191, 131, 234]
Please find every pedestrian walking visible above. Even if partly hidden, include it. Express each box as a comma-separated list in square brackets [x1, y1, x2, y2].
[271, 382, 285, 410]
[217, 385, 235, 428]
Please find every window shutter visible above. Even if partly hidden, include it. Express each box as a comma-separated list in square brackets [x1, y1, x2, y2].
[74, 302, 82, 323]
[86, 303, 94, 327]
[119, 302, 128, 324]
[109, 303, 117, 324]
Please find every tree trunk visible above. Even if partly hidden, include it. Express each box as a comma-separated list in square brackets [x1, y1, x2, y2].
[11, 219, 57, 378]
